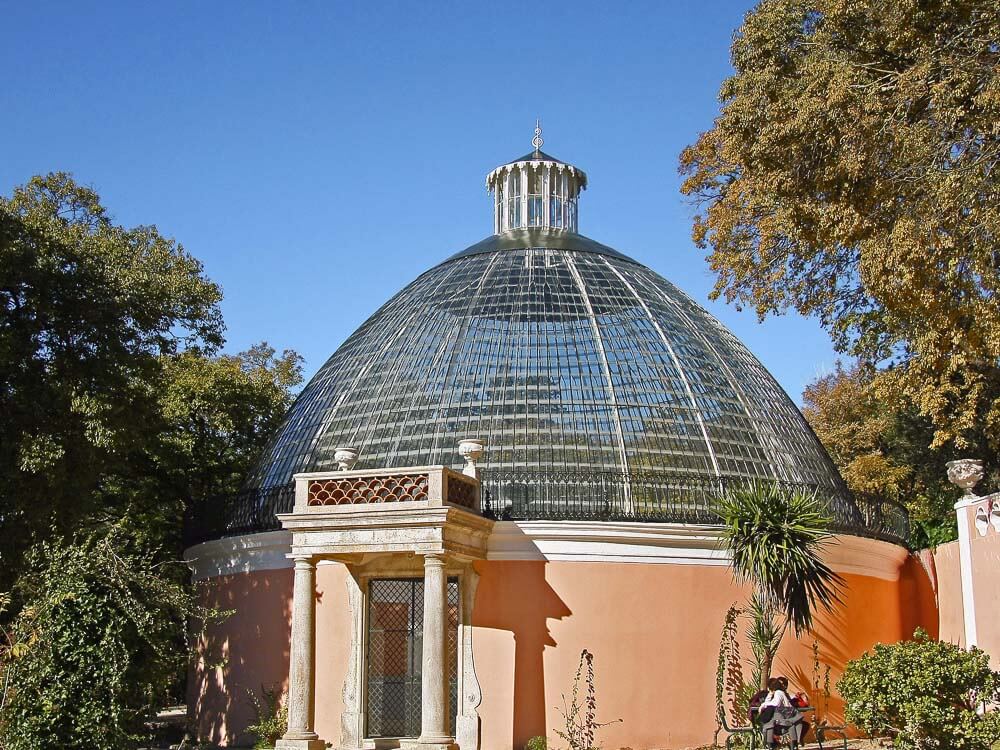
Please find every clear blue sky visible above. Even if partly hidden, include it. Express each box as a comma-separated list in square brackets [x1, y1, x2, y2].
[1, 1, 840, 402]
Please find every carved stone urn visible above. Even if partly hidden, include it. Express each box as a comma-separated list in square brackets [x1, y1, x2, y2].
[334, 446, 360, 472]
[946, 458, 984, 497]
[458, 439, 485, 478]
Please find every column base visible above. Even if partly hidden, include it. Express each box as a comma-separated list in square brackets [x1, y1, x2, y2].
[400, 738, 458, 750]
[276, 738, 327, 750]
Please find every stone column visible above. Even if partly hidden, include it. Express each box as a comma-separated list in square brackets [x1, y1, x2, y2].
[277, 556, 324, 750]
[418, 553, 453, 748]
[947, 459, 984, 649]
[955, 500, 979, 647]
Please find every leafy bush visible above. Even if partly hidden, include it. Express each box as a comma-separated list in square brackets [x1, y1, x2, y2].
[0, 530, 225, 750]
[524, 736, 547, 750]
[246, 683, 288, 748]
[839, 629, 1000, 749]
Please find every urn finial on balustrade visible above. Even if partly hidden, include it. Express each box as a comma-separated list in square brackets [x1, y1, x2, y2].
[334, 446, 360, 472]
[458, 439, 485, 479]
[947, 458, 984, 497]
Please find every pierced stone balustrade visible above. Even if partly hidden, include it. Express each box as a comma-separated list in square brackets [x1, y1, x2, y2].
[296, 466, 480, 513]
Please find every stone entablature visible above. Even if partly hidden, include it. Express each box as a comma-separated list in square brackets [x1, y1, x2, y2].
[279, 466, 491, 560]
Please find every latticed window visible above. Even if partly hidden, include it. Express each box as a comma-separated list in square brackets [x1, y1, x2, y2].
[366, 578, 460, 738]
[507, 170, 522, 228]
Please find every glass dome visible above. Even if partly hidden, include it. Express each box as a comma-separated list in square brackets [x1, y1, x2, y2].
[246, 227, 843, 494]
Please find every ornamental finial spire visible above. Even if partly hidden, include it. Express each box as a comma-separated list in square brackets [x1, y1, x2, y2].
[532, 119, 543, 152]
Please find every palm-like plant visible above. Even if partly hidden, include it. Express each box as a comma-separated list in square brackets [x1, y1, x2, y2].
[717, 482, 844, 688]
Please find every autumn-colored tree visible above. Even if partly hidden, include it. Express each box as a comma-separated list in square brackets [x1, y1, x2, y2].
[801, 362, 995, 545]
[679, 0, 1000, 453]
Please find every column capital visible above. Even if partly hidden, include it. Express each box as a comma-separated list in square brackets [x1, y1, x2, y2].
[290, 554, 316, 569]
[422, 552, 447, 568]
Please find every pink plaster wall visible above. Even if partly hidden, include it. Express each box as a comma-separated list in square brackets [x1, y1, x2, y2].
[190, 564, 354, 746]
[927, 505, 1000, 667]
[930, 540, 965, 647]
[190, 540, 937, 749]
[471, 551, 934, 750]
[314, 563, 353, 742]
[189, 569, 293, 746]
[967, 506, 1000, 668]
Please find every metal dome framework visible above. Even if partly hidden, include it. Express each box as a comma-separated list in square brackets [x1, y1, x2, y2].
[249, 235, 842, 490]
[185, 140, 909, 548]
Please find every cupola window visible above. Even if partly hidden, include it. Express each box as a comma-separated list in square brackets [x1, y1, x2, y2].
[485, 123, 587, 234]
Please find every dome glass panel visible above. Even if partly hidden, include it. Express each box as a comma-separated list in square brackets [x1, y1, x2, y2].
[246, 236, 843, 493]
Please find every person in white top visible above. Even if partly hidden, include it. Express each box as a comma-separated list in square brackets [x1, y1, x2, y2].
[759, 676, 806, 748]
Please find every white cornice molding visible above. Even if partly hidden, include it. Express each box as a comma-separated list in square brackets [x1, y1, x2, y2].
[184, 530, 293, 581]
[955, 491, 1000, 510]
[185, 524, 909, 582]
[488, 520, 728, 565]
[487, 521, 908, 581]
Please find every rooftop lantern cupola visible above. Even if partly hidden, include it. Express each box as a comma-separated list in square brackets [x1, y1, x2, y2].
[486, 121, 587, 235]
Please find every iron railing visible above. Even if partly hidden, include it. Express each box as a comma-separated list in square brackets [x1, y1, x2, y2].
[183, 470, 909, 548]
[183, 483, 295, 547]
[478, 469, 909, 546]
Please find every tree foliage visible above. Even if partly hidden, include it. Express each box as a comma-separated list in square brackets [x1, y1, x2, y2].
[0, 173, 302, 742]
[0, 173, 220, 589]
[679, 0, 1000, 451]
[0, 530, 226, 750]
[0, 172, 302, 589]
[839, 629, 1000, 749]
[801, 362, 993, 546]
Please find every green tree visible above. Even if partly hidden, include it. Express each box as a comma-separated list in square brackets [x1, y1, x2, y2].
[717, 483, 843, 688]
[0, 529, 226, 750]
[679, 0, 1000, 453]
[117, 344, 303, 552]
[0, 173, 223, 590]
[839, 629, 1000, 749]
[0, 173, 302, 585]
[801, 362, 991, 546]
[0, 173, 303, 743]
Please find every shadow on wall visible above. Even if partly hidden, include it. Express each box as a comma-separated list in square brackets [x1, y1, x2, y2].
[782, 554, 938, 729]
[900, 553, 939, 641]
[472, 560, 572, 750]
[188, 569, 293, 746]
[785, 602, 851, 725]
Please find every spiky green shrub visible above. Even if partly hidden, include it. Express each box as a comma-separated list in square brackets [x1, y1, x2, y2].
[717, 483, 843, 687]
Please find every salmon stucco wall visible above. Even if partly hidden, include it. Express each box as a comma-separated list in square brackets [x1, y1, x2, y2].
[470, 548, 933, 750]
[967, 505, 1000, 668]
[190, 563, 354, 747]
[932, 503, 1000, 667]
[930, 540, 965, 647]
[189, 568, 293, 746]
[314, 563, 353, 743]
[188, 531, 938, 749]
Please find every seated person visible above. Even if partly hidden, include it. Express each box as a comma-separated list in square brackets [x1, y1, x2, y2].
[758, 676, 808, 749]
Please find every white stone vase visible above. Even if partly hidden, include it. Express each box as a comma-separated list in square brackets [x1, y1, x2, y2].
[458, 439, 485, 477]
[334, 446, 360, 472]
[946, 459, 984, 497]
